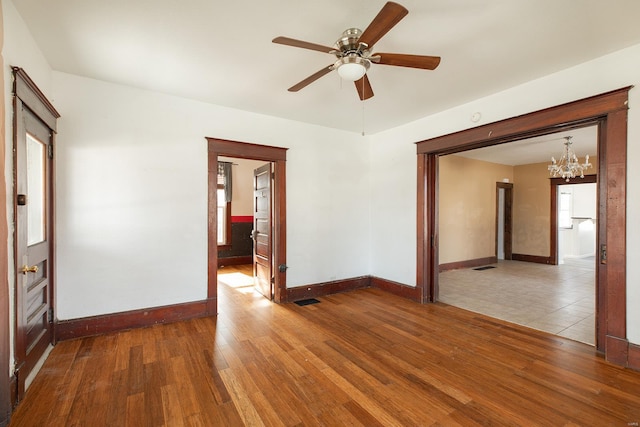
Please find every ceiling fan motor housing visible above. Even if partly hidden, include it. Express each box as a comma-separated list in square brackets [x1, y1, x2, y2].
[335, 28, 369, 56]
[332, 28, 372, 80]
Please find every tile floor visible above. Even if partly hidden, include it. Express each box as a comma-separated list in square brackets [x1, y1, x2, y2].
[439, 258, 595, 345]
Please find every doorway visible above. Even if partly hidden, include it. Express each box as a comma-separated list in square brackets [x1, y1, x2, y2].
[438, 132, 597, 345]
[417, 87, 630, 365]
[496, 182, 513, 261]
[206, 138, 288, 313]
[554, 179, 597, 266]
[217, 157, 273, 300]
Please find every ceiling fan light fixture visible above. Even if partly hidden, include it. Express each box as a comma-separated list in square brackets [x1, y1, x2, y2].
[336, 55, 370, 81]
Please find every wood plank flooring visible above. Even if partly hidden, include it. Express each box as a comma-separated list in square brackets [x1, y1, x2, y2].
[9, 265, 640, 426]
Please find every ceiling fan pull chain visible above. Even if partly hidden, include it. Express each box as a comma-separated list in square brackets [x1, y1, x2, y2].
[361, 81, 366, 136]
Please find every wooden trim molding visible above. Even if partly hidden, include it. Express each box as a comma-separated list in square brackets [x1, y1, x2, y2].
[8, 375, 16, 414]
[286, 275, 423, 304]
[439, 256, 497, 272]
[416, 86, 631, 367]
[370, 277, 421, 302]
[286, 277, 370, 303]
[511, 254, 552, 265]
[629, 343, 640, 372]
[56, 298, 216, 341]
[12, 67, 60, 131]
[417, 87, 631, 155]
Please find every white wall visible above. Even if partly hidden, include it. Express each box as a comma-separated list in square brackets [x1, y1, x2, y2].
[4, 0, 372, 322]
[370, 43, 640, 345]
[2, 0, 54, 377]
[4, 0, 639, 346]
[51, 72, 371, 319]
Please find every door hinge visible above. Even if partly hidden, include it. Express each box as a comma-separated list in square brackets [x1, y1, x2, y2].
[48, 307, 54, 323]
[600, 244, 607, 264]
[47, 144, 54, 159]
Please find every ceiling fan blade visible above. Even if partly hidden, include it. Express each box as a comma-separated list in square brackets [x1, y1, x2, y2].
[374, 53, 441, 70]
[354, 74, 374, 100]
[358, 2, 408, 49]
[288, 65, 334, 92]
[272, 36, 335, 54]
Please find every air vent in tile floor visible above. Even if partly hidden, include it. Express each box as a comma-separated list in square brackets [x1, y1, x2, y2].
[473, 266, 496, 271]
[294, 298, 321, 306]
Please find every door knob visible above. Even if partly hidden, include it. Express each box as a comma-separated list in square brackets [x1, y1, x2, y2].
[21, 265, 38, 275]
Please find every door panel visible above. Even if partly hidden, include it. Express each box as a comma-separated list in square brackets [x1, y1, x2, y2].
[15, 106, 53, 388]
[253, 163, 272, 299]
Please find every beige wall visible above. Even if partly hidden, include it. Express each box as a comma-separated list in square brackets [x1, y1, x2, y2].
[512, 162, 552, 256]
[439, 155, 513, 264]
[512, 160, 597, 257]
[440, 155, 598, 264]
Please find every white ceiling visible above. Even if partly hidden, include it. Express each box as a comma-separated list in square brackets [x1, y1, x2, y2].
[454, 125, 598, 166]
[11, 0, 640, 135]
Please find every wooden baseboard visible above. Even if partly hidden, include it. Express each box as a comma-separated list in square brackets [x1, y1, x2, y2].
[439, 256, 497, 272]
[9, 374, 16, 411]
[56, 298, 216, 341]
[0, 374, 17, 427]
[370, 276, 421, 302]
[605, 335, 629, 366]
[512, 254, 552, 265]
[628, 343, 640, 371]
[218, 256, 252, 267]
[286, 276, 370, 302]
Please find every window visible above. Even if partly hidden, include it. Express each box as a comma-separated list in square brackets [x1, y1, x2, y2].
[217, 162, 232, 247]
[559, 190, 573, 229]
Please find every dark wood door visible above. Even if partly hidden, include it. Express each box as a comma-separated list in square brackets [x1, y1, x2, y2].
[252, 163, 272, 299]
[15, 106, 54, 391]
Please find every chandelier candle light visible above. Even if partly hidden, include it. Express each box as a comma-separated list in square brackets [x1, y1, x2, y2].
[548, 136, 592, 182]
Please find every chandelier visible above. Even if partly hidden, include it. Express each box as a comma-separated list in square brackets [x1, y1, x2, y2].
[548, 136, 592, 182]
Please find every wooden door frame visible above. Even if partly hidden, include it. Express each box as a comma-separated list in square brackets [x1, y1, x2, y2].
[495, 182, 513, 261]
[11, 68, 60, 403]
[206, 138, 287, 310]
[416, 87, 630, 366]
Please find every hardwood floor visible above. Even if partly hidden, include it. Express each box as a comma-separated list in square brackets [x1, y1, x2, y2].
[9, 265, 640, 426]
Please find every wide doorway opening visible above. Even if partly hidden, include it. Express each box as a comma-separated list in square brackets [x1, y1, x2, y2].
[416, 87, 630, 364]
[437, 127, 598, 345]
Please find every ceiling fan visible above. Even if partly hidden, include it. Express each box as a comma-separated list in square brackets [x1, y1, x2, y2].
[272, 1, 441, 101]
